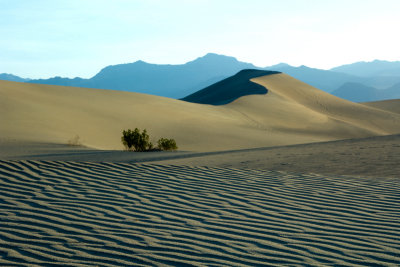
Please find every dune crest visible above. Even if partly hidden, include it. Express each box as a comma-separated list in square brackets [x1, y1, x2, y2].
[250, 73, 400, 135]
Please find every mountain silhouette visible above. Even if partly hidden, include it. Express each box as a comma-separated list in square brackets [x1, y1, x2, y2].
[330, 60, 400, 77]
[181, 69, 279, 105]
[1, 54, 400, 102]
[332, 83, 380, 102]
[0, 73, 29, 83]
[28, 53, 256, 98]
[332, 82, 400, 102]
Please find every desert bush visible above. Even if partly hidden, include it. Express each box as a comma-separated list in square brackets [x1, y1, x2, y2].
[67, 135, 81, 146]
[157, 137, 178, 151]
[121, 128, 153, 152]
[122, 128, 178, 152]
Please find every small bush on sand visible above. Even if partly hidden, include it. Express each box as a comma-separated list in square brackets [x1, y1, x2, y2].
[121, 128, 153, 152]
[67, 135, 81, 146]
[157, 138, 178, 151]
[122, 128, 177, 152]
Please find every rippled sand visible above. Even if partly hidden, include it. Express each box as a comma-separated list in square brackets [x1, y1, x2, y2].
[1, 160, 399, 266]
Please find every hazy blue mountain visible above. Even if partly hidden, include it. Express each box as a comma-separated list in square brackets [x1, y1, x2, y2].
[0, 73, 29, 82]
[28, 53, 256, 98]
[382, 82, 400, 100]
[360, 75, 400, 90]
[327, 60, 400, 101]
[331, 83, 380, 102]
[332, 82, 400, 102]
[181, 69, 279, 105]
[330, 60, 400, 77]
[264, 64, 363, 92]
[266, 62, 400, 96]
[2, 53, 400, 102]
[30, 76, 88, 87]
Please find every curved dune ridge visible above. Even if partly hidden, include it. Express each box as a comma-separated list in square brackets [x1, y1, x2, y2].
[249, 74, 400, 136]
[181, 69, 279, 105]
[1, 73, 400, 151]
[0, 160, 399, 266]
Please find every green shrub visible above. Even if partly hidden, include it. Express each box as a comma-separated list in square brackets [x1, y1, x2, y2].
[157, 137, 178, 151]
[121, 128, 153, 152]
[122, 128, 178, 152]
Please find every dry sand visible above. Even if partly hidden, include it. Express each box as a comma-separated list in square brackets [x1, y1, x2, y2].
[362, 99, 400, 114]
[1, 74, 400, 152]
[0, 160, 399, 266]
[1, 74, 400, 265]
[153, 134, 400, 178]
[1, 134, 399, 178]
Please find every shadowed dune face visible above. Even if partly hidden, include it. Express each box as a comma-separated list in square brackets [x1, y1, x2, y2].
[0, 160, 399, 266]
[181, 69, 279, 105]
[1, 74, 400, 151]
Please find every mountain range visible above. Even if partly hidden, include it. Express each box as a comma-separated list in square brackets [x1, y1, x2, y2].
[1, 53, 400, 102]
[332, 82, 400, 102]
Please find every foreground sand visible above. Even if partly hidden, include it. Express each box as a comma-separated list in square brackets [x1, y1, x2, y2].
[1, 134, 399, 178]
[1, 160, 399, 266]
[153, 134, 400, 178]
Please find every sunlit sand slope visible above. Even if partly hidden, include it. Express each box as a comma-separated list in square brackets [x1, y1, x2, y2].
[362, 99, 400, 114]
[0, 80, 256, 151]
[1, 75, 400, 152]
[237, 73, 400, 137]
[0, 161, 399, 266]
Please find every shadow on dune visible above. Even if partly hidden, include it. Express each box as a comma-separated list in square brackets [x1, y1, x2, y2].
[181, 69, 280, 105]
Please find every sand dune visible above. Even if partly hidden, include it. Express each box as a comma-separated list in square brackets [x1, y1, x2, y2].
[2, 73, 400, 265]
[1, 74, 400, 152]
[247, 74, 400, 136]
[362, 99, 400, 114]
[0, 160, 399, 266]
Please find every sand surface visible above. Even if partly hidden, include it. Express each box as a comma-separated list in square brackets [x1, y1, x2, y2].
[1, 160, 399, 266]
[362, 99, 400, 114]
[153, 134, 400, 178]
[1, 134, 399, 178]
[2, 74, 400, 265]
[2, 74, 400, 152]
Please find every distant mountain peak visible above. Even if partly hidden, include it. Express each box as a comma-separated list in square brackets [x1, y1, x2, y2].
[134, 60, 148, 64]
[204, 52, 224, 57]
[188, 53, 242, 65]
[203, 52, 233, 58]
[268, 63, 291, 69]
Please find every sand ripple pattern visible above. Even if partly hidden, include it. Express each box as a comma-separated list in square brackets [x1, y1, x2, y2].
[0, 160, 399, 266]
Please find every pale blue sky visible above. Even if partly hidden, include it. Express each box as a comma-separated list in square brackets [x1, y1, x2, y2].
[1, 0, 399, 78]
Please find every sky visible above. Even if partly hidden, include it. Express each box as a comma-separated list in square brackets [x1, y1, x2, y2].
[1, 0, 400, 79]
